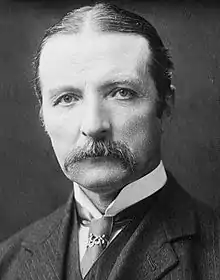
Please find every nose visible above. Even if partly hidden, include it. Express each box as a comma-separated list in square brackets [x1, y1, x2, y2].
[81, 99, 111, 140]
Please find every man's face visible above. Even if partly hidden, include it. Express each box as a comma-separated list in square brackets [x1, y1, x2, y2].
[39, 31, 162, 195]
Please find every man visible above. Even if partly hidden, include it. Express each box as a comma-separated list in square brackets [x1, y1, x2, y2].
[0, 2, 219, 279]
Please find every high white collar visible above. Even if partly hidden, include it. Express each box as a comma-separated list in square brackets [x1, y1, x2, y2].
[74, 161, 167, 219]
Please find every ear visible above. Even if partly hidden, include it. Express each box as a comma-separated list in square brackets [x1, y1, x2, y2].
[38, 106, 48, 134]
[39, 106, 44, 125]
[162, 84, 175, 119]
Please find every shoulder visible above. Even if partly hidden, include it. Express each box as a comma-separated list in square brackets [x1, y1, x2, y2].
[0, 192, 74, 279]
[165, 171, 220, 236]
[191, 196, 220, 241]
[0, 203, 66, 265]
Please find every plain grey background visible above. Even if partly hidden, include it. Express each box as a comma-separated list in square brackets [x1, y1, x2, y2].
[0, 0, 219, 241]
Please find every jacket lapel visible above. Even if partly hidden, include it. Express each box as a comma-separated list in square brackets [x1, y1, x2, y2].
[18, 191, 75, 280]
[109, 175, 196, 280]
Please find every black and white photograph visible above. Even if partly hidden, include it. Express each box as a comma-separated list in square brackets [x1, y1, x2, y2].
[0, 0, 220, 279]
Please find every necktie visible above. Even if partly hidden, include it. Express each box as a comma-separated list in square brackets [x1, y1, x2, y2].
[79, 191, 161, 278]
[80, 216, 113, 278]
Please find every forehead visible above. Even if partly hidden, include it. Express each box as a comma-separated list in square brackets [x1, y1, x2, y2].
[39, 31, 152, 89]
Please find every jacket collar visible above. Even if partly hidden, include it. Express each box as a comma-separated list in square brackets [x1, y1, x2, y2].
[19, 174, 196, 280]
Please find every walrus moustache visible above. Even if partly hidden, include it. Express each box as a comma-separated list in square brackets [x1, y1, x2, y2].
[64, 140, 135, 172]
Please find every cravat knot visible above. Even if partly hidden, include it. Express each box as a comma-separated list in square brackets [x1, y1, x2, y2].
[86, 216, 113, 250]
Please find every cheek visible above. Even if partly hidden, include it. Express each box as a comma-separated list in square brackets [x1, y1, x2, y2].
[115, 109, 161, 155]
[42, 109, 79, 157]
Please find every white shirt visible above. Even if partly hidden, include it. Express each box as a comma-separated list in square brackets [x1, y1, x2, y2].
[74, 161, 167, 260]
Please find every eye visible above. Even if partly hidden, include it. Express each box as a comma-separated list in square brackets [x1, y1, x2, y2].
[54, 93, 80, 106]
[110, 88, 137, 100]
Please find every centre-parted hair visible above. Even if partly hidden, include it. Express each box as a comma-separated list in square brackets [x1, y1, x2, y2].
[33, 2, 174, 117]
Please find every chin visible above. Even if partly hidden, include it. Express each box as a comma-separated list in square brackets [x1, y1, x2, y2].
[64, 161, 131, 194]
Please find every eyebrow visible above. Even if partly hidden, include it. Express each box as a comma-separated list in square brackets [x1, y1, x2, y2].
[48, 86, 82, 100]
[99, 77, 145, 92]
[47, 77, 146, 100]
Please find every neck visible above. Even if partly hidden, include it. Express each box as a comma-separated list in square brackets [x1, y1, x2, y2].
[80, 187, 120, 214]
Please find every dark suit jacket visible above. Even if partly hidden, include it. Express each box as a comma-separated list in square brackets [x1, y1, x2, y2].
[0, 173, 220, 279]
